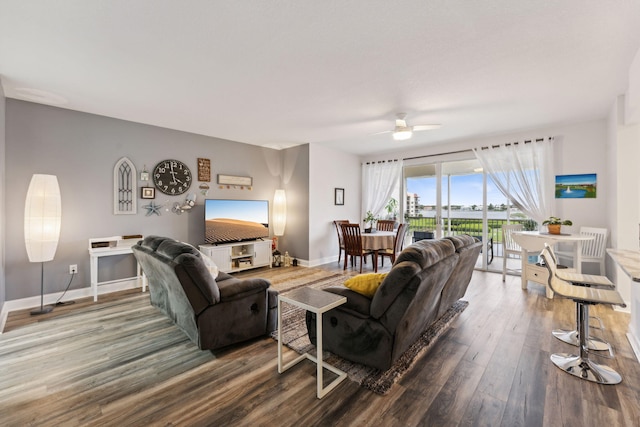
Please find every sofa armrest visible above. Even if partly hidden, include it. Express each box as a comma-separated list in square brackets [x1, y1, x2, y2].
[324, 286, 371, 317]
[266, 288, 279, 333]
[305, 288, 376, 352]
[217, 276, 271, 302]
[216, 271, 234, 281]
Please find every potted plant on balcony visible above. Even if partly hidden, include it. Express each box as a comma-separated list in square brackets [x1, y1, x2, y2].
[363, 211, 378, 233]
[385, 198, 398, 220]
[522, 219, 538, 231]
[542, 216, 572, 235]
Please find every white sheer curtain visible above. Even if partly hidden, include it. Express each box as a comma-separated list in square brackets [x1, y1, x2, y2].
[472, 138, 554, 224]
[362, 159, 403, 222]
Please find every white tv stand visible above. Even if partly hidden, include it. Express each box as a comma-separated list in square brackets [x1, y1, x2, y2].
[199, 239, 271, 273]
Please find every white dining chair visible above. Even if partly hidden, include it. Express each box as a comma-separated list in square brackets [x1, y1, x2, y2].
[502, 224, 523, 281]
[555, 226, 608, 275]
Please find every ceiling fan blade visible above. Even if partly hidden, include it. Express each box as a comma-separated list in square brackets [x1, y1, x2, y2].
[412, 124, 442, 131]
[372, 130, 393, 136]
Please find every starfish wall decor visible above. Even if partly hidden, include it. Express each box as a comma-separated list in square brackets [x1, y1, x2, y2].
[142, 201, 163, 216]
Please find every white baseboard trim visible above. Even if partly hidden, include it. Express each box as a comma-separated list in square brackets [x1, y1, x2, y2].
[614, 303, 631, 314]
[307, 255, 339, 268]
[0, 278, 144, 334]
[627, 332, 640, 363]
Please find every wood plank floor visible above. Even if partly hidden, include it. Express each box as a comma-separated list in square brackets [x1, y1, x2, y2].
[1, 264, 639, 426]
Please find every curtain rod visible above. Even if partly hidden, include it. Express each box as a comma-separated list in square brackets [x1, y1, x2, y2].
[403, 148, 472, 161]
[478, 137, 552, 150]
[402, 137, 553, 160]
[364, 159, 400, 165]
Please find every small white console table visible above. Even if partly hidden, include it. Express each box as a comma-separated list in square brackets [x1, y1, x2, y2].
[277, 287, 347, 399]
[88, 236, 146, 302]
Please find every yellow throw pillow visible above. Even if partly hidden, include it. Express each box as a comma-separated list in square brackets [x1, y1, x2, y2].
[344, 273, 388, 298]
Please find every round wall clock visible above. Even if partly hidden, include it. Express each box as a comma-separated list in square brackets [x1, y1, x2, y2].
[152, 159, 192, 195]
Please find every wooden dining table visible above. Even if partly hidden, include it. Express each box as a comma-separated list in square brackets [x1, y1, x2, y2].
[361, 230, 396, 272]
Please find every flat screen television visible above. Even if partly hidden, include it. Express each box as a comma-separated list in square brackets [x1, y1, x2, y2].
[205, 199, 269, 244]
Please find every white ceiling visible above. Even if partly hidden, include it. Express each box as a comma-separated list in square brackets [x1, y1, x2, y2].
[2, 1, 640, 156]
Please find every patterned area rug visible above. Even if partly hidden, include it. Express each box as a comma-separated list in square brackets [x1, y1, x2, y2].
[234, 266, 355, 293]
[240, 267, 469, 395]
[272, 298, 468, 395]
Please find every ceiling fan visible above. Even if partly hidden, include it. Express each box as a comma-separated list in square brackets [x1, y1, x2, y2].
[378, 113, 441, 141]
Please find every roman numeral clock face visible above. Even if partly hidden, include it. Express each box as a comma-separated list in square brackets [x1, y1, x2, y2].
[152, 159, 192, 195]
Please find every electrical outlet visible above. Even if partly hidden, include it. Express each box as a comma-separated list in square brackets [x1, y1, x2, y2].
[69, 264, 78, 274]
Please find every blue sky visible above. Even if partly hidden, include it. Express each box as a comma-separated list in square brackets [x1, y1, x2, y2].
[555, 173, 596, 186]
[407, 174, 508, 206]
[205, 199, 269, 223]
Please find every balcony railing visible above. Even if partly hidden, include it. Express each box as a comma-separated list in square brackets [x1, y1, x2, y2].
[406, 216, 533, 257]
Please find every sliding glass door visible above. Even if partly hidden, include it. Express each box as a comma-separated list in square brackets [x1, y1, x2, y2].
[404, 156, 533, 271]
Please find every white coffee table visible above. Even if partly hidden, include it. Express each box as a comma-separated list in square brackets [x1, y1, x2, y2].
[277, 287, 347, 399]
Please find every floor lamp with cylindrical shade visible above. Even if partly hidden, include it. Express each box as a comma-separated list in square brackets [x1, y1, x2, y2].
[273, 189, 286, 237]
[24, 174, 62, 315]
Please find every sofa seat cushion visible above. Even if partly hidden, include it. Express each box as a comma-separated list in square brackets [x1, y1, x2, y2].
[217, 276, 271, 302]
[344, 273, 388, 297]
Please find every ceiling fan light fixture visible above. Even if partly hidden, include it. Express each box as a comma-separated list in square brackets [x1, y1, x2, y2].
[393, 129, 413, 141]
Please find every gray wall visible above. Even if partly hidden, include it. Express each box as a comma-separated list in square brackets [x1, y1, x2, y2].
[5, 100, 298, 300]
[278, 144, 310, 260]
[0, 83, 5, 309]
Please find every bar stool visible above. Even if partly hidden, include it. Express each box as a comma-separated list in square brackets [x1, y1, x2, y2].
[543, 244, 614, 352]
[540, 247, 626, 384]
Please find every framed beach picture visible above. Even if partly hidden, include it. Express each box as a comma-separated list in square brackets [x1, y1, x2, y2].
[555, 173, 596, 199]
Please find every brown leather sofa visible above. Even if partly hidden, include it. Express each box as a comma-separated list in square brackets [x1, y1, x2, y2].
[306, 235, 482, 370]
[132, 236, 278, 350]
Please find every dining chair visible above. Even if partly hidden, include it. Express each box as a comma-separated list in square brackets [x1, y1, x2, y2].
[376, 220, 395, 232]
[333, 220, 350, 264]
[379, 223, 408, 268]
[540, 245, 625, 384]
[340, 223, 375, 273]
[555, 226, 608, 275]
[502, 224, 524, 281]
